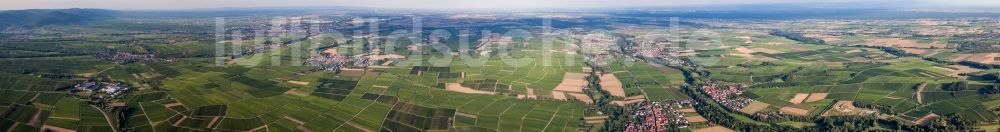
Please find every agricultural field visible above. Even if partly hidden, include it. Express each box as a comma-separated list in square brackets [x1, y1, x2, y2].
[0, 29, 601, 131]
[601, 59, 688, 101]
[2, 4, 1000, 132]
[671, 25, 1000, 131]
[378, 37, 589, 99]
[735, 48, 1000, 123]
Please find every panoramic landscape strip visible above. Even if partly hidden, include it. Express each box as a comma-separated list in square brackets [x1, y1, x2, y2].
[1, 0, 1000, 131]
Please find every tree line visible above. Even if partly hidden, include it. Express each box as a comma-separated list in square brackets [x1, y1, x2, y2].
[769, 30, 825, 45]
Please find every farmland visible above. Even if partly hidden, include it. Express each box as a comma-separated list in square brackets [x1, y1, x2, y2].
[1, 5, 1000, 132]
[601, 59, 688, 101]
[0, 26, 597, 131]
[621, 21, 1000, 131]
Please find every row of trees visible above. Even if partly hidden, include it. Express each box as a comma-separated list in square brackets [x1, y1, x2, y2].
[957, 41, 1000, 53]
[681, 86, 804, 131]
[769, 30, 825, 45]
[584, 63, 631, 131]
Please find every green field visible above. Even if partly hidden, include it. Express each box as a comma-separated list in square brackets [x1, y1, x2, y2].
[603, 59, 688, 100]
[2, 8, 1000, 132]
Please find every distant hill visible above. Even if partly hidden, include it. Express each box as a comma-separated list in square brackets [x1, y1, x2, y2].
[0, 8, 117, 29]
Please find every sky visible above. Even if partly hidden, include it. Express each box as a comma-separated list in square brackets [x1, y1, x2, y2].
[2, 0, 1000, 10]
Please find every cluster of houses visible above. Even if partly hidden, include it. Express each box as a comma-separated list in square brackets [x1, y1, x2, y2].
[630, 39, 694, 66]
[632, 40, 666, 58]
[577, 33, 620, 65]
[304, 55, 351, 71]
[94, 50, 159, 64]
[625, 101, 669, 132]
[578, 33, 616, 48]
[238, 43, 289, 56]
[72, 81, 130, 99]
[624, 100, 697, 132]
[305, 36, 406, 71]
[701, 83, 753, 110]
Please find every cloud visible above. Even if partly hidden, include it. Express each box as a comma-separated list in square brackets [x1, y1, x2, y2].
[0, 0, 996, 10]
[913, 0, 1000, 7]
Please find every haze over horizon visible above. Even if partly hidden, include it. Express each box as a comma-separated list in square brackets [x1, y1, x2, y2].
[3, 0, 1000, 10]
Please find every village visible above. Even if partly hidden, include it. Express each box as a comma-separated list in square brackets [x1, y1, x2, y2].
[70, 80, 131, 100]
[700, 83, 754, 112]
[624, 100, 704, 132]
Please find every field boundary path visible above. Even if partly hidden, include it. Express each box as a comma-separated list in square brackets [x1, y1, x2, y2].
[519, 103, 541, 131]
[539, 105, 563, 131]
[915, 82, 927, 104]
[90, 105, 118, 132]
[138, 102, 159, 132]
[333, 75, 395, 132]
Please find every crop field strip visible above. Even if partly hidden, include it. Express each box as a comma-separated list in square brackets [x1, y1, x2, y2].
[901, 96, 999, 122]
[376, 39, 586, 99]
[327, 74, 397, 130]
[459, 38, 582, 96]
[6, 11, 1000, 132]
[3, 25, 582, 131]
[116, 93, 176, 131]
[704, 32, 997, 120]
[51, 63, 394, 131]
[336, 65, 588, 132]
[605, 61, 688, 101]
[373, 68, 586, 132]
[337, 74, 395, 132]
[0, 59, 360, 129]
[745, 66, 1000, 122]
[0, 80, 95, 131]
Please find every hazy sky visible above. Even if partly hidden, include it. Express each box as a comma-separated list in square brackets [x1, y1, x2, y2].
[2, 0, 999, 10]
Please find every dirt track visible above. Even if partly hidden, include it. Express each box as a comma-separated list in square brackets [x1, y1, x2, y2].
[788, 93, 809, 104]
[804, 93, 828, 103]
[444, 83, 495, 95]
[780, 107, 809, 116]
